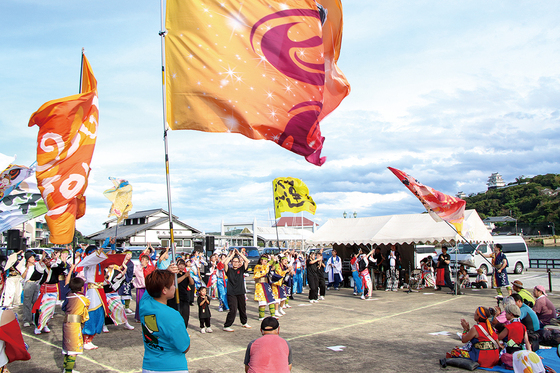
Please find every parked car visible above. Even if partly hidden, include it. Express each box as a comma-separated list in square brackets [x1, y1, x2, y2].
[414, 245, 437, 269]
[446, 235, 529, 275]
[261, 247, 282, 256]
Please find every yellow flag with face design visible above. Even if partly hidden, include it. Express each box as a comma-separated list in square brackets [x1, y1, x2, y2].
[273, 177, 316, 218]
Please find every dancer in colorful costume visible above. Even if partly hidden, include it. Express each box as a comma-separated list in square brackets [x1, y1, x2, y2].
[102, 264, 134, 332]
[32, 251, 67, 334]
[62, 275, 89, 373]
[78, 245, 125, 350]
[216, 253, 229, 312]
[253, 256, 277, 320]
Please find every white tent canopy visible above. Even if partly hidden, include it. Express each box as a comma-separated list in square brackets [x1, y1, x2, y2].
[307, 209, 492, 246]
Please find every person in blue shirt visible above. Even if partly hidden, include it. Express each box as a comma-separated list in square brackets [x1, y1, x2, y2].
[156, 247, 172, 270]
[511, 294, 540, 332]
[140, 269, 190, 373]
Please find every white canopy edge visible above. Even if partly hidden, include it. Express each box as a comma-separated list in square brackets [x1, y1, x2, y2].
[307, 209, 493, 246]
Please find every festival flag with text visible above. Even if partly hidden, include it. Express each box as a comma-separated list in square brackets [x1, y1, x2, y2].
[0, 181, 48, 233]
[388, 167, 466, 234]
[165, 0, 350, 166]
[28, 53, 98, 244]
[0, 163, 36, 203]
[273, 177, 316, 218]
[103, 177, 133, 223]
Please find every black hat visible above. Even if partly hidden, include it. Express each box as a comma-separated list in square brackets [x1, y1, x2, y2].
[260, 316, 279, 331]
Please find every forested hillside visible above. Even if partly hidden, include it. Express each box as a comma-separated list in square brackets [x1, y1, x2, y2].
[464, 174, 560, 226]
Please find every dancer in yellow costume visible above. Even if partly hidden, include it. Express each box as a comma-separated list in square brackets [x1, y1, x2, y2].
[62, 275, 90, 373]
[253, 256, 277, 320]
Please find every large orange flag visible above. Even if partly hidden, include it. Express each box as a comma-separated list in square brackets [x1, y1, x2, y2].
[165, 0, 350, 166]
[388, 167, 467, 234]
[28, 54, 98, 244]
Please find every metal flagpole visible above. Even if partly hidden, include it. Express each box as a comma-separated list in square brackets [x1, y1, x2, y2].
[159, 0, 179, 307]
[73, 48, 85, 265]
[301, 211, 304, 251]
[272, 181, 281, 249]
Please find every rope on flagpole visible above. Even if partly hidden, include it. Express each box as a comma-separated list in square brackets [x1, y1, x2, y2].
[159, 0, 179, 307]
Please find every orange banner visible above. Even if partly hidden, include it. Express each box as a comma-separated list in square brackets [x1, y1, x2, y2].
[28, 54, 98, 244]
[165, 0, 350, 166]
[388, 167, 466, 234]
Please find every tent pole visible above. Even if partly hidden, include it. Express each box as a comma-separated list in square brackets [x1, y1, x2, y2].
[159, 0, 179, 309]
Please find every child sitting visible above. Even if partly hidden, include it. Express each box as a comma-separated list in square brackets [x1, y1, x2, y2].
[197, 287, 212, 333]
[458, 265, 470, 288]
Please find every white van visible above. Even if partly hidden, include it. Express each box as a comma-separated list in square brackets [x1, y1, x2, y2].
[448, 236, 529, 275]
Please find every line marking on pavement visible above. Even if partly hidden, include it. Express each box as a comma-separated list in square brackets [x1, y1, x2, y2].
[283, 296, 459, 343]
[189, 296, 460, 362]
[22, 332, 139, 373]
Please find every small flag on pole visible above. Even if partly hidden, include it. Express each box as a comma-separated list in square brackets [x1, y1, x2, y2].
[388, 167, 466, 234]
[28, 53, 98, 244]
[273, 177, 316, 219]
[103, 177, 133, 223]
[0, 163, 36, 203]
[0, 181, 48, 233]
[165, 0, 350, 166]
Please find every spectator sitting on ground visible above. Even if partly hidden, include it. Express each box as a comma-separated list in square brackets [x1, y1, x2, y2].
[472, 268, 488, 289]
[532, 285, 557, 327]
[510, 294, 540, 332]
[458, 265, 470, 288]
[244, 316, 292, 373]
[511, 280, 535, 308]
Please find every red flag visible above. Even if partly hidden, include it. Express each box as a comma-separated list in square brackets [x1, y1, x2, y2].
[388, 167, 466, 234]
[165, 0, 350, 166]
[28, 53, 98, 244]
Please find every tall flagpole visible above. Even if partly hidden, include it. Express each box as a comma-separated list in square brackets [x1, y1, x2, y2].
[73, 48, 85, 265]
[272, 181, 281, 249]
[159, 0, 179, 306]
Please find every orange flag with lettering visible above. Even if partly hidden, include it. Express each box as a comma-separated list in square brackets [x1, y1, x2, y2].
[165, 0, 350, 166]
[388, 167, 466, 234]
[28, 53, 98, 244]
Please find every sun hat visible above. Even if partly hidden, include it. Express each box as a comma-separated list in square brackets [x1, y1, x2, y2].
[512, 280, 524, 289]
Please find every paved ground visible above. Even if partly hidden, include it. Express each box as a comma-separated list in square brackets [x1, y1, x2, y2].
[8, 269, 560, 373]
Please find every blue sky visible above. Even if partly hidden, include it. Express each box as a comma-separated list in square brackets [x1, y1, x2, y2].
[1, 1, 559, 237]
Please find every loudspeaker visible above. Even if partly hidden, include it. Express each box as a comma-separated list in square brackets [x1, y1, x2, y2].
[7, 230, 21, 250]
[205, 236, 215, 255]
[194, 241, 203, 253]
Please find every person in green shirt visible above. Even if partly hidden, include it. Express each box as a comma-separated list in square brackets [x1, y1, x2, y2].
[512, 280, 535, 308]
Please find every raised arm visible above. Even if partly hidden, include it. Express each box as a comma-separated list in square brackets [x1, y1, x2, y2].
[223, 250, 235, 267]
[237, 249, 249, 269]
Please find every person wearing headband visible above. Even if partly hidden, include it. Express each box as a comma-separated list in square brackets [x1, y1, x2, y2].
[454, 307, 500, 368]
[244, 317, 292, 372]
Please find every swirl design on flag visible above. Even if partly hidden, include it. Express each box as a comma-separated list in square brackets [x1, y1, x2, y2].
[250, 9, 325, 86]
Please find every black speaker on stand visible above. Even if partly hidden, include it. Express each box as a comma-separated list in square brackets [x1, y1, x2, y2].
[205, 236, 215, 257]
[7, 230, 21, 251]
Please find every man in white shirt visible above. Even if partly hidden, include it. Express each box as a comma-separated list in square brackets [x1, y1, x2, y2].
[325, 250, 343, 290]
